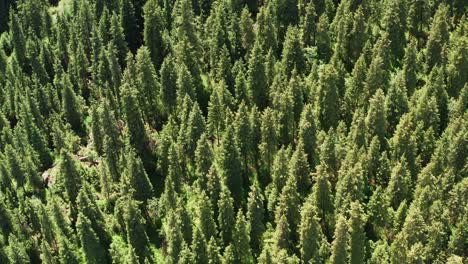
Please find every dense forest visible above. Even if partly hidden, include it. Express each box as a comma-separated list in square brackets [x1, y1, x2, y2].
[0, 0, 466, 263]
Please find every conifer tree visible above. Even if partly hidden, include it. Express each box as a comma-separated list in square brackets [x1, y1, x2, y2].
[160, 55, 178, 115]
[121, 145, 154, 202]
[232, 210, 252, 263]
[312, 164, 335, 237]
[247, 184, 265, 255]
[57, 236, 80, 264]
[9, 13, 27, 70]
[385, 71, 409, 134]
[299, 196, 324, 263]
[259, 108, 278, 179]
[402, 39, 418, 96]
[218, 125, 243, 205]
[77, 213, 107, 264]
[217, 185, 235, 246]
[164, 211, 184, 264]
[281, 27, 306, 77]
[256, 6, 278, 55]
[298, 104, 317, 168]
[425, 4, 449, 71]
[196, 190, 217, 240]
[348, 202, 367, 264]
[135, 46, 161, 126]
[316, 13, 331, 61]
[191, 226, 209, 264]
[316, 64, 340, 130]
[110, 13, 129, 68]
[124, 198, 151, 261]
[207, 237, 222, 264]
[275, 172, 301, 240]
[330, 215, 348, 264]
[62, 76, 84, 135]
[91, 104, 103, 155]
[365, 89, 387, 148]
[301, 1, 316, 47]
[120, 0, 139, 51]
[121, 77, 149, 160]
[77, 184, 109, 245]
[381, 0, 406, 64]
[6, 234, 30, 264]
[57, 150, 82, 205]
[348, 7, 367, 64]
[194, 133, 213, 187]
[385, 158, 412, 209]
[184, 102, 206, 158]
[240, 7, 255, 55]
[247, 41, 268, 109]
[288, 143, 311, 195]
[143, 0, 165, 69]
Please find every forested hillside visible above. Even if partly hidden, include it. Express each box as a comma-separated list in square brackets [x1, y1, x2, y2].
[0, 0, 466, 263]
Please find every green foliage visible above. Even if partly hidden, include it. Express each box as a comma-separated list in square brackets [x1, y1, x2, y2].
[0, 1, 464, 263]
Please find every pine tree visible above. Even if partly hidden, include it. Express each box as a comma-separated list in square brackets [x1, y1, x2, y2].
[164, 211, 184, 264]
[194, 133, 213, 187]
[195, 190, 217, 240]
[6, 234, 30, 264]
[57, 150, 82, 204]
[402, 39, 418, 96]
[301, 1, 317, 47]
[348, 202, 367, 264]
[247, 41, 268, 109]
[316, 64, 340, 130]
[57, 236, 80, 264]
[9, 13, 27, 70]
[120, 0, 139, 51]
[90, 104, 103, 155]
[232, 210, 252, 263]
[240, 7, 255, 54]
[121, 76, 149, 160]
[425, 4, 449, 71]
[299, 195, 324, 263]
[316, 13, 331, 61]
[184, 102, 206, 158]
[160, 55, 178, 115]
[256, 6, 278, 55]
[281, 26, 306, 77]
[298, 104, 317, 168]
[385, 158, 411, 209]
[259, 108, 278, 180]
[247, 184, 265, 255]
[217, 185, 235, 246]
[312, 164, 335, 237]
[121, 145, 154, 202]
[365, 89, 387, 148]
[191, 226, 209, 264]
[143, 0, 165, 69]
[348, 7, 367, 64]
[385, 71, 409, 134]
[62, 75, 84, 135]
[217, 125, 243, 205]
[381, 0, 406, 64]
[207, 237, 222, 264]
[110, 13, 129, 67]
[446, 22, 468, 97]
[275, 172, 301, 242]
[344, 54, 367, 119]
[135, 46, 161, 126]
[288, 143, 311, 195]
[330, 215, 348, 264]
[124, 198, 151, 261]
[77, 213, 107, 264]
